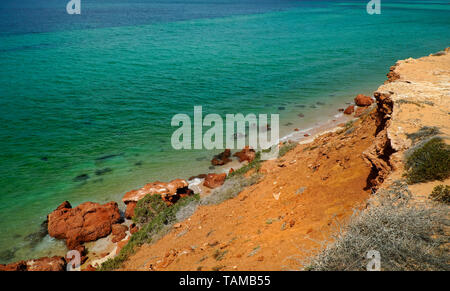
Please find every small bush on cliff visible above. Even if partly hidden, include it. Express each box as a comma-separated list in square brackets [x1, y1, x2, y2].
[99, 194, 200, 271]
[404, 137, 450, 184]
[430, 185, 450, 204]
[227, 151, 262, 178]
[278, 142, 297, 157]
[132, 194, 168, 225]
[300, 181, 449, 271]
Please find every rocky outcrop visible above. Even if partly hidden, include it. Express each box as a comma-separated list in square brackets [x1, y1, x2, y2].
[47, 201, 121, 249]
[343, 105, 354, 115]
[354, 94, 374, 107]
[122, 179, 193, 218]
[233, 146, 256, 163]
[203, 173, 227, 189]
[111, 224, 128, 243]
[362, 92, 395, 189]
[0, 256, 66, 271]
[385, 64, 401, 84]
[211, 149, 231, 166]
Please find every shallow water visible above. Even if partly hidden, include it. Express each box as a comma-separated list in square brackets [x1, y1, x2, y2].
[0, 0, 449, 263]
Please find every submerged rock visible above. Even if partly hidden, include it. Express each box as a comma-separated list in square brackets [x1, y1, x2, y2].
[95, 153, 122, 161]
[73, 174, 89, 182]
[95, 168, 112, 176]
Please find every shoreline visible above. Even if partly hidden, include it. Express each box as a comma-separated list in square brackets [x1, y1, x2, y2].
[2, 47, 448, 271]
[0, 94, 363, 266]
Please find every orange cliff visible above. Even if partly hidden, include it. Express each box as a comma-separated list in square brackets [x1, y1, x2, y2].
[119, 48, 450, 271]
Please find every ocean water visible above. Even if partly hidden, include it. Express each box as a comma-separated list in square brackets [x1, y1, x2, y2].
[0, 0, 449, 263]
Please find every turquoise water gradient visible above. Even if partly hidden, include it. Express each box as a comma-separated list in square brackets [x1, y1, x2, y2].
[0, 1, 449, 262]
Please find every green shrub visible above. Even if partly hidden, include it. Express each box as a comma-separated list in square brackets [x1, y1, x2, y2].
[430, 185, 450, 204]
[227, 151, 262, 178]
[99, 194, 200, 271]
[132, 194, 169, 224]
[278, 142, 297, 157]
[404, 137, 450, 184]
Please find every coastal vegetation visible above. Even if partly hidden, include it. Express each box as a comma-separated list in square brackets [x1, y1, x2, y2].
[303, 181, 449, 271]
[430, 185, 450, 204]
[404, 137, 450, 184]
[99, 194, 200, 271]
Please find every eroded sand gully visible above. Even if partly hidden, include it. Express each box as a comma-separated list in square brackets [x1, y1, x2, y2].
[119, 49, 450, 271]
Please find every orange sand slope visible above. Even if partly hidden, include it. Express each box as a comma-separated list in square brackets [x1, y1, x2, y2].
[121, 48, 450, 271]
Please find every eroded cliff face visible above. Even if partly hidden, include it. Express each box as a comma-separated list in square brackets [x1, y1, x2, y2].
[118, 49, 449, 271]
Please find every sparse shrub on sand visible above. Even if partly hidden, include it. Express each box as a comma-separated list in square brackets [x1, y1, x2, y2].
[430, 185, 450, 204]
[278, 142, 297, 157]
[300, 181, 449, 271]
[404, 137, 450, 184]
[227, 152, 262, 178]
[406, 126, 440, 144]
[200, 174, 261, 205]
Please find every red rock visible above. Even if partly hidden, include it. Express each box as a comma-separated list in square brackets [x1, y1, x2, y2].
[228, 168, 234, 175]
[233, 146, 256, 163]
[354, 94, 373, 107]
[343, 105, 355, 115]
[211, 149, 231, 166]
[0, 256, 66, 271]
[130, 223, 139, 234]
[83, 264, 97, 271]
[0, 261, 27, 271]
[294, 128, 300, 131]
[203, 173, 227, 189]
[122, 179, 191, 207]
[124, 201, 137, 219]
[304, 134, 310, 137]
[27, 256, 66, 271]
[111, 224, 128, 243]
[47, 201, 121, 249]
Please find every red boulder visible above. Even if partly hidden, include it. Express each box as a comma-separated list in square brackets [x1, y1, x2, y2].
[233, 146, 256, 163]
[47, 201, 121, 249]
[203, 173, 227, 189]
[111, 224, 128, 243]
[343, 105, 355, 115]
[354, 94, 373, 107]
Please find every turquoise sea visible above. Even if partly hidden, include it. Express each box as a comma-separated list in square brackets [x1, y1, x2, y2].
[0, 0, 449, 263]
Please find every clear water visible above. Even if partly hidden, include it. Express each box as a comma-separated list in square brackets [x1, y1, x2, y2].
[0, 0, 449, 263]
